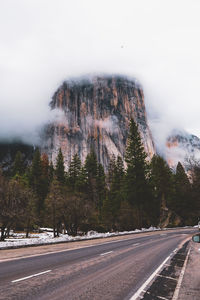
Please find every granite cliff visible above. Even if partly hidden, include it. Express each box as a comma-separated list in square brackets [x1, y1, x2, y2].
[166, 129, 200, 170]
[42, 75, 155, 170]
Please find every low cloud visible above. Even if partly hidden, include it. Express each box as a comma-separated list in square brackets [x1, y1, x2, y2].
[86, 115, 119, 134]
[1, 0, 200, 150]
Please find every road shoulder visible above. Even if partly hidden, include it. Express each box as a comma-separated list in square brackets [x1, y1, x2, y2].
[140, 238, 200, 300]
[0, 231, 163, 262]
[141, 239, 190, 299]
[177, 241, 200, 300]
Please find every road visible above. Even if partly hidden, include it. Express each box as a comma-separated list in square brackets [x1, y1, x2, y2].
[0, 228, 196, 300]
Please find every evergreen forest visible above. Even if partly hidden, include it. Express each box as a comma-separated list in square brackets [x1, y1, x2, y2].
[0, 119, 199, 241]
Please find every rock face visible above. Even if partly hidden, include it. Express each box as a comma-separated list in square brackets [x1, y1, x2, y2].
[42, 75, 155, 170]
[166, 129, 200, 170]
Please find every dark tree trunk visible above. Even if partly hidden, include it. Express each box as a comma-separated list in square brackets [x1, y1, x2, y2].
[56, 226, 59, 237]
[26, 218, 30, 238]
[6, 227, 10, 238]
[53, 204, 56, 238]
[0, 226, 6, 241]
[63, 223, 66, 234]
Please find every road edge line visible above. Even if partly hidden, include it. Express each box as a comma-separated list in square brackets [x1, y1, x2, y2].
[129, 252, 172, 300]
[100, 251, 113, 256]
[11, 269, 51, 283]
[172, 247, 191, 300]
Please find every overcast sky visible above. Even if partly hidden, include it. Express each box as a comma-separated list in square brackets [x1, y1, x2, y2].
[1, 0, 200, 150]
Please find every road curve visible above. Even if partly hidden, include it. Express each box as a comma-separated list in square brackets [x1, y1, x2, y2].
[0, 228, 196, 300]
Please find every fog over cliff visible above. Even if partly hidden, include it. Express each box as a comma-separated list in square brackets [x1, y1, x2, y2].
[1, 0, 200, 153]
[41, 76, 155, 170]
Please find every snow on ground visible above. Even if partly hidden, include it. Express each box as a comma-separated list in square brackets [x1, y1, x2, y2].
[0, 227, 160, 249]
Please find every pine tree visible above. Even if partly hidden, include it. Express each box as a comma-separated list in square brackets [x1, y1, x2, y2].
[175, 162, 191, 218]
[116, 156, 124, 179]
[96, 163, 106, 216]
[84, 149, 98, 205]
[30, 148, 42, 183]
[85, 150, 98, 178]
[13, 151, 24, 176]
[113, 156, 125, 218]
[40, 153, 50, 199]
[150, 155, 175, 226]
[29, 148, 42, 202]
[0, 170, 8, 240]
[76, 166, 88, 193]
[49, 161, 54, 183]
[68, 154, 82, 190]
[45, 178, 64, 237]
[107, 154, 116, 188]
[102, 195, 113, 230]
[124, 118, 149, 227]
[189, 162, 200, 224]
[55, 148, 65, 184]
[118, 201, 135, 231]
[28, 148, 46, 220]
[104, 156, 125, 230]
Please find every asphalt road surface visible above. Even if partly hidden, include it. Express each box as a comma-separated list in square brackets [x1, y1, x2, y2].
[0, 228, 196, 300]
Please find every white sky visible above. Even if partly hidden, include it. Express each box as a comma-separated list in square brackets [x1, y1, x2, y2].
[1, 0, 200, 149]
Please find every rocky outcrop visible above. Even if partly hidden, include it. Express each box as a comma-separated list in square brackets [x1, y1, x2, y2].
[166, 129, 200, 170]
[159, 207, 182, 228]
[42, 75, 155, 170]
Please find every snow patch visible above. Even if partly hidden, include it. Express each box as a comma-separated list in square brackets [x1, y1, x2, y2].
[0, 227, 161, 249]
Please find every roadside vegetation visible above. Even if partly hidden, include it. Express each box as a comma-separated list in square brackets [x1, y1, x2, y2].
[0, 119, 199, 241]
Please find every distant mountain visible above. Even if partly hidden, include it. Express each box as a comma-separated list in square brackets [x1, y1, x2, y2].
[165, 129, 200, 170]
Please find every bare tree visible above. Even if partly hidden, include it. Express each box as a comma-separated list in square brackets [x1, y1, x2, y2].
[45, 179, 64, 237]
[0, 174, 28, 241]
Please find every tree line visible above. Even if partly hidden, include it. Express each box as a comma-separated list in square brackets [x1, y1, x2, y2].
[0, 119, 199, 241]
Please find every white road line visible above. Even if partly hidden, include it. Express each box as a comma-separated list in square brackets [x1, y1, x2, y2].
[132, 243, 140, 246]
[160, 234, 167, 236]
[129, 251, 173, 300]
[173, 258, 185, 262]
[172, 247, 191, 300]
[156, 274, 177, 281]
[157, 296, 169, 300]
[11, 270, 51, 283]
[100, 251, 113, 256]
[143, 291, 169, 300]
